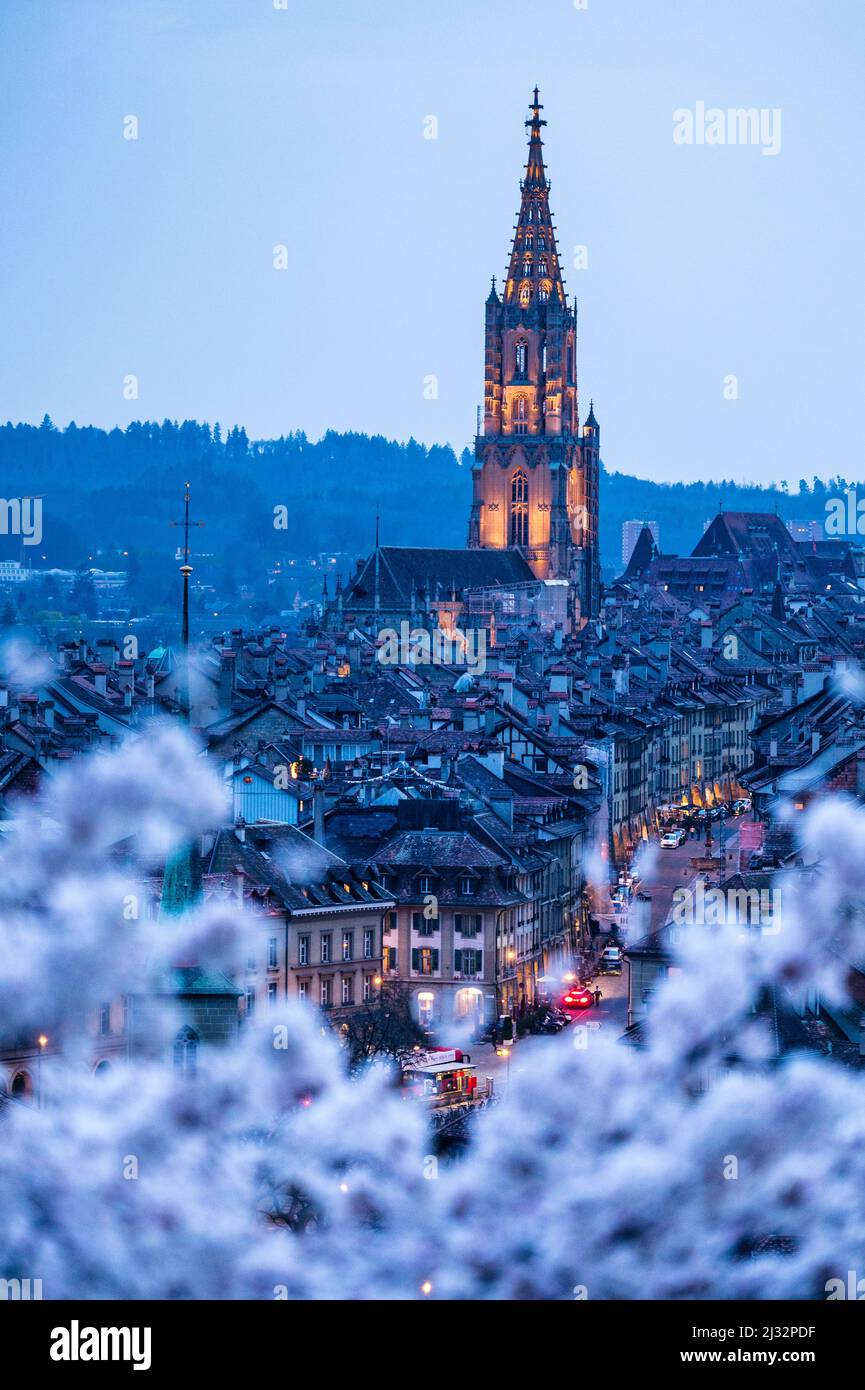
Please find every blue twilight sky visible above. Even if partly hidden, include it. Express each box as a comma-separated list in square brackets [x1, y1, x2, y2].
[0, 0, 863, 487]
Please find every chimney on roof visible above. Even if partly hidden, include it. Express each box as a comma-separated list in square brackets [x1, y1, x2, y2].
[219, 650, 235, 712]
[39, 699, 54, 729]
[811, 730, 821, 755]
[97, 639, 117, 669]
[313, 780, 326, 848]
[612, 655, 629, 697]
[77, 638, 87, 662]
[123, 685, 133, 709]
[490, 790, 514, 831]
[700, 621, 714, 650]
[117, 663, 134, 691]
[296, 696, 306, 720]
[93, 666, 107, 696]
[235, 817, 246, 844]
[273, 658, 288, 704]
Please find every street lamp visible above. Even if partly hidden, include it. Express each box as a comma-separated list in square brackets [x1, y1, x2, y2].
[37, 1034, 48, 1110]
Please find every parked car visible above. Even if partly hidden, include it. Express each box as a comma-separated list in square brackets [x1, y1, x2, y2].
[660, 828, 686, 848]
[599, 946, 623, 975]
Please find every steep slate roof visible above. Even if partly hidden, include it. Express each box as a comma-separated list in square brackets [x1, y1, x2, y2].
[345, 546, 535, 609]
[621, 524, 658, 581]
[693, 512, 799, 563]
[205, 825, 391, 913]
[375, 830, 506, 870]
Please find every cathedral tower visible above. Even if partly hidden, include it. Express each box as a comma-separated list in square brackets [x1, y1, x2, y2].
[468, 90, 600, 620]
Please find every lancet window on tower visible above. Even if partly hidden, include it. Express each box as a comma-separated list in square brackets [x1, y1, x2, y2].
[513, 396, 528, 434]
[510, 469, 529, 546]
[515, 341, 527, 377]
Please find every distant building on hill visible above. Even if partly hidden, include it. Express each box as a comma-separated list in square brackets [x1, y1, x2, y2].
[786, 519, 824, 543]
[622, 520, 659, 567]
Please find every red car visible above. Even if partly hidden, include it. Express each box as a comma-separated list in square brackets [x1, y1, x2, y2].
[561, 986, 593, 1011]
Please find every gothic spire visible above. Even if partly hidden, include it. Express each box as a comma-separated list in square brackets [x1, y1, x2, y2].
[504, 88, 566, 308]
[524, 86, 548, 189]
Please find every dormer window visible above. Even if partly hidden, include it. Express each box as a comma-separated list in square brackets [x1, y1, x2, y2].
[459, 876, 476, 896]
[418, 874, 434, 894]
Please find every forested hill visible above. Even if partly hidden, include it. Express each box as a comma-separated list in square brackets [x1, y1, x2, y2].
[0, 417, 849, 577]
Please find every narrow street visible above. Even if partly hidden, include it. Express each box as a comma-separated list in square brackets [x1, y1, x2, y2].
[473, 970, 629, 1094]
[629, 819, 745, 935]
[473, 819, 750, 1097]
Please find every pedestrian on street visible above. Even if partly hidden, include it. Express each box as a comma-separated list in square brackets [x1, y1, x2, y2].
[593, 986, 603, 1008]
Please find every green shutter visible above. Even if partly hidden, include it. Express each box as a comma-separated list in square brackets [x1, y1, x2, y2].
[432, 949, 439, 970]
[476, 950, 482, 974]
[411, 948, 419, 972]
[454, 914, 462, 934]
[454, 950, 463, 972]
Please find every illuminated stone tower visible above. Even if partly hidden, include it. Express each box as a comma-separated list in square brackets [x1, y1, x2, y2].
[468, 90, 600, 620]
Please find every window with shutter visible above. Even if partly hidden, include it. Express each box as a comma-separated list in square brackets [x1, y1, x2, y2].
[454, 950, 462, 972]
[411, 948, 420, 972]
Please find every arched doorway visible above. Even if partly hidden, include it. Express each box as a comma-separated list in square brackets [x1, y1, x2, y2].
[172, 1027, 199, 1081]
[454, 987, 484, 1024]
[415, 991, 435, 1030]
[10, 1070, 32, 1102]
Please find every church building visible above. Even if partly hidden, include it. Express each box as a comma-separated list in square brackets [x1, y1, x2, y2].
[332, 91, 601, 635]
[468, 89, 601, 620]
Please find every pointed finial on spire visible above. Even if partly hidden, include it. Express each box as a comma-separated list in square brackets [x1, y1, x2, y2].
[526, 86, 546, 130]
[375, 505, 380, 550]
